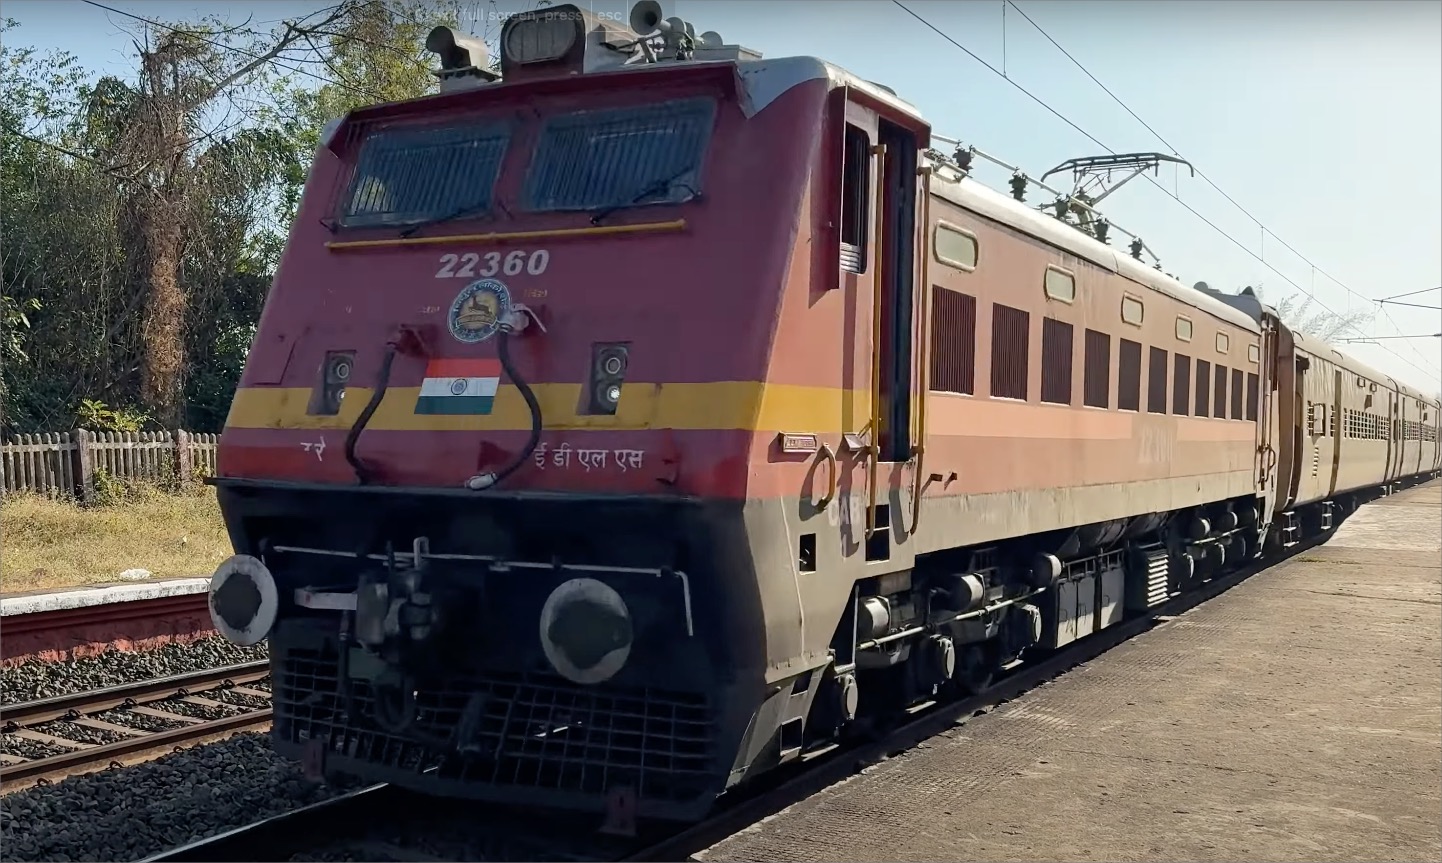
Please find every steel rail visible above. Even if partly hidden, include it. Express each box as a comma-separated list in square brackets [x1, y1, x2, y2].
[1, 661, 273, 790]
[0, 661, 270, 725]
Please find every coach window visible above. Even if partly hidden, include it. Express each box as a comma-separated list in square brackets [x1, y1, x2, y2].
[1121, 295, 1144, 327]
[1147, 346, 1168, 413]
[839, 124, 870, 274]
[1215, 332, 1230, 354]
[1172, 354, 1191, 415]
[934, 222, 979, 271]
[1247, 344, 1260, 364]
[1195, 359, 1211, 417]
[1044, 266, 1076, 303]
[1176, 316, 1193, 342]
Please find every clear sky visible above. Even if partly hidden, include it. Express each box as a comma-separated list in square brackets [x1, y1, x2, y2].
[6, 0, 1440, 393]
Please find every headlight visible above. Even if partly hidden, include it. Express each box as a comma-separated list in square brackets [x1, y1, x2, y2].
[208, 554, 279, 646]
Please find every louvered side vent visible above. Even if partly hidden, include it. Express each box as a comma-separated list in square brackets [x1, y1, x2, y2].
[930, 288, 977, 394]
[1312, 447, 1319, 477]
[990, 303, 1030, 399]
[839, 244, 862, 273]
[1126, 543, 1174, 612]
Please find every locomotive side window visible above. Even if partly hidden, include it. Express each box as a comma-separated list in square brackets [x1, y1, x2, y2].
[1173, 354, 1191, 415]
[340, 120, 511, 227]
[1040, 318, 1073, 404]
[933, 223, 978, 271]
[1175, 316, 1193, 342]
[1215, 332, 1230, 354]
[1147, 346, 1168, 414]
[1044, 266, 1076, 303]
[1120, 295, 1144, 326]
[523, 98, 716, 213]
[1117, 338, 1142, 412]
[839, 124, 871, 274]
[1083, 328, 1110, 409]
[1248, 344, 1260, 364]
[929, 288, 976, 395]
[1195, 359, 1211, 417]
[990, 304, 1030, 400]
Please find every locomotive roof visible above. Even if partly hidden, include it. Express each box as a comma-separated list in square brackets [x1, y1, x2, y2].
[924, 165, 1262, 335]
[749, 55, 1435, 403]
[333, 50, 1436, 404]
[736, 56, 926, 123]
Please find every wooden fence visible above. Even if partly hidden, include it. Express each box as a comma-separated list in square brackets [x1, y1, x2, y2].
[0, 430, 219, 501]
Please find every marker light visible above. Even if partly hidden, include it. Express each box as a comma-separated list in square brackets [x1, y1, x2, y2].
[588, 343, 630, 415]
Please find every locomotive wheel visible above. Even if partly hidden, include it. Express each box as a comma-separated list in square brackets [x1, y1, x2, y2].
[949, 643, 995, 696]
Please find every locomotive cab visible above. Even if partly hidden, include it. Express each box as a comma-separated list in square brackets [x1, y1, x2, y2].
[205, 1, 911, 823]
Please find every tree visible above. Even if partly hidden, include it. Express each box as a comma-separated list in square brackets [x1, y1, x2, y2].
[1, 3, 463, 435]
[88, 6, 361, 427]
[269, 0, 463, 227]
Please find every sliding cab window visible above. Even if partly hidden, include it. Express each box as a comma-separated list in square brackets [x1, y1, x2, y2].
[338, 120, 512, 228]
[839, 124, 870, 274]
[521, 98, 717, 213]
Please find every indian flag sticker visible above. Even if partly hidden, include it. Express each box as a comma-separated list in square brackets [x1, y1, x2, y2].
[414, 358, 502, 415]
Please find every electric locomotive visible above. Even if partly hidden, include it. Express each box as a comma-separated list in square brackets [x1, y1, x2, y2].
[204, 1, 1442, 824]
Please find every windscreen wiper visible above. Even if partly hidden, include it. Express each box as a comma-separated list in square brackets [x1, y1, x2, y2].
[588, 162, 698, 226]
[399, 199, 492, 238]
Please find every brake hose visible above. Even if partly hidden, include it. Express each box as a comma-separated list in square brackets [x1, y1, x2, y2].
[345, 343, 398, 485]
[467, 322, 543, 490]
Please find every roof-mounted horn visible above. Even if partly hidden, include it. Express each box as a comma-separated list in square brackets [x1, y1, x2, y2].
[426, 26, 500, 93]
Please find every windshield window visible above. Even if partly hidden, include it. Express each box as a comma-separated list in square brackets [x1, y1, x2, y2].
[339, 119, 511, 227]
[522, 98, 716, 213]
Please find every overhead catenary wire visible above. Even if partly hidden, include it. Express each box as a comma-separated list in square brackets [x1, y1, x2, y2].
[1000, 0, 1441, 380]
[888, 0, 1438, 383]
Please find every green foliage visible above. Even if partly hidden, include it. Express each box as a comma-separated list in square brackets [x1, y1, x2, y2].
[75, 399, 150, 433]
[1, 3, 457, 435]
[90, 467, 128, 507]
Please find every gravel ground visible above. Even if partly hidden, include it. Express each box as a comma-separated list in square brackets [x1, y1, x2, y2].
[41, 720, 130, 746]
[0, 732, 360, 863]
[207, 689, 270, 710]
[2, 638, 269, 704]
[94, 708, 190, 733]
[150, 697, 245, 721]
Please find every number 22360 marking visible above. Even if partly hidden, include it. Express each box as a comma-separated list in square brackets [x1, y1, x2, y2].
[435, 249, 550, 279]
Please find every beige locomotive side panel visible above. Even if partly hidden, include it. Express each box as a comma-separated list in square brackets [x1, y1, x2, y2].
[911, 192, 1261, 551]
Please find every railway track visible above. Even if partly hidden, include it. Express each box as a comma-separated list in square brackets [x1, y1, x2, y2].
[138, 533, 1328, 863]
[0, 660, 273, 791]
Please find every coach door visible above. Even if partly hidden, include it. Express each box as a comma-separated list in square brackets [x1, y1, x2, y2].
[1327, 367, 1344, 496]
[1384, 392, 1396, 481]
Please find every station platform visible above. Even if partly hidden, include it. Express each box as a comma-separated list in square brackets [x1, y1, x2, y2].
[700, 480, 1441, 863]
[0, 576, 208, 617]
[1, 576, 212, 665]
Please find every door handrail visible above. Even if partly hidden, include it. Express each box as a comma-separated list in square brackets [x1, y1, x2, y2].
[866, 143, 887, 539]
[911, 165, 933, 533]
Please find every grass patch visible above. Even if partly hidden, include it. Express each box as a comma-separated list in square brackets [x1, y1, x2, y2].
[1, 484, 230, 594]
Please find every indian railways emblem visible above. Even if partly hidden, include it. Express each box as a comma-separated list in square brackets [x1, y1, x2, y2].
[448, 278, 512, 344]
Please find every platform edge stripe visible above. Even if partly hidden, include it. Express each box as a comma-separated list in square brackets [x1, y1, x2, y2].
[0, 577, 212, 616]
